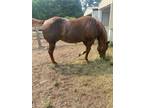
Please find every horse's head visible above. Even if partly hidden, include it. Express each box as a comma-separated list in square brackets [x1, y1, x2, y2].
[97, 41, 109, 59]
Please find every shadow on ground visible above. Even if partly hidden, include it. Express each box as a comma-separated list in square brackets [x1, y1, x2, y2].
[48, 55, 113, 76]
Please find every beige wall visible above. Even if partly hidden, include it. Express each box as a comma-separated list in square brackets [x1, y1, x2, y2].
[99, 1, 113, 42]
[99, 0, 113, 9]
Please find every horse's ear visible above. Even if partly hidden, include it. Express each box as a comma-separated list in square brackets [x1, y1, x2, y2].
[107, 41, 110, 45]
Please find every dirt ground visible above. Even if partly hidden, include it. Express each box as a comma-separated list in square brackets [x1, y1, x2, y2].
[32, 32, 113, 108]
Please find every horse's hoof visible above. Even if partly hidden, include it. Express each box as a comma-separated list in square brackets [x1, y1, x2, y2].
[52, 61, 57, 64]
[78, 54, 81, 57]
[86, 60, 90, 64]
[110, 62, 113, 66]
[54, 64, 59, 68]
[53, 62, 60, 67]
[104, 58, 110, 61]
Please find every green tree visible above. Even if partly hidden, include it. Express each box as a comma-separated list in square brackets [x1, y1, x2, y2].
[81, 0, 101, 11]
[32, 0, 83, 19]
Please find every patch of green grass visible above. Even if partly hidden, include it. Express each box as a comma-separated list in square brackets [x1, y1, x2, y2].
[54, 82, 60, 87]
[43, 98, 54, 108]
[47, 105, 53, 108]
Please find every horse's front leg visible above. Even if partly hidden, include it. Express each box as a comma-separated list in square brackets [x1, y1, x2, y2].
[48, 43, 57, 64]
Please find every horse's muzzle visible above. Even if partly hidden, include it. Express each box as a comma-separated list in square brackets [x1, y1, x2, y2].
[100, 54, 106, 59]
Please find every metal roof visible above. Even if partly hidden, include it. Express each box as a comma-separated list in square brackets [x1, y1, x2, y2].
[84, 7, 98, 16]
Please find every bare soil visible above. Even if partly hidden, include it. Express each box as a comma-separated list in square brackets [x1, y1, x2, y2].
[32, 32, 113, 108]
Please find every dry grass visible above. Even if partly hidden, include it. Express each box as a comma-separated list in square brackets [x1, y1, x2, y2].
[32, 34, 113, 108]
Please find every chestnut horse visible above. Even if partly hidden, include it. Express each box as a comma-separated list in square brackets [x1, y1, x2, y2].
[33, 16, 109, 64]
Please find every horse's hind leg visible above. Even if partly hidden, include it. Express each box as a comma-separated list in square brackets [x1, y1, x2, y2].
[85, 46, 91, 63]
[78, 41, 89, 57]
[83, 40, 94, 63]
[78, 51, 86, 57]
[48, 43, 57, 64]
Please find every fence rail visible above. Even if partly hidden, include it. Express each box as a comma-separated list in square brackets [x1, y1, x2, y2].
[32, 27, 46, 49]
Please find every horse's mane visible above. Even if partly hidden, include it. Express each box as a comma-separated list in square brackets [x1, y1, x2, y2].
[96, 20, 108, 43]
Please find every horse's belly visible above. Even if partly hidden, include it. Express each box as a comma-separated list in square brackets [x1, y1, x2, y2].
[62, 40, 82, 43]
[60, 35, 83, 43]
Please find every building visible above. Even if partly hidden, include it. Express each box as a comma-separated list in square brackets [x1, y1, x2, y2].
[84, 7, 100, 20]
[84, 0, 113, 42]
[99, 0, 113, 42]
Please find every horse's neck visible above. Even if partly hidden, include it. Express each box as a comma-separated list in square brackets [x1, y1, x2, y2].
[97, 34, 107, 46]
[98, 25, 107, 46]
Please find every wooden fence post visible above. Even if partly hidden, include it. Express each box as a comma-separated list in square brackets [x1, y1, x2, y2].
[35, 27, 42, 48]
